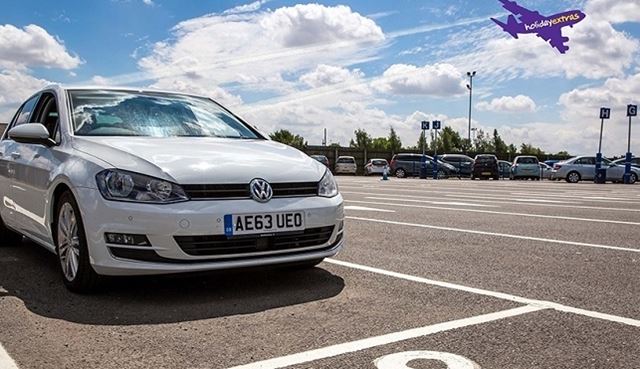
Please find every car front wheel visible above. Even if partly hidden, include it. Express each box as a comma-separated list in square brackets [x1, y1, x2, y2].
[55, 191, 100, 293]
[629, 173, 638, 184]
[395, 168, 407, 178]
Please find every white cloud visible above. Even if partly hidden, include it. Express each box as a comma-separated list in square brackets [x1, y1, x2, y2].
[0, 24, 82, 70]
[0, 70, 49, 120]
[477, 95, 537, 113]
[299, 64, 364, 88]
[142, 0, 154, 6]
[372, 63, 467, 97]
[586, 0, 640, 23]
[223, 0, 269, 15]
[137, 4, 385, 94]
[446, 11, 638, 82]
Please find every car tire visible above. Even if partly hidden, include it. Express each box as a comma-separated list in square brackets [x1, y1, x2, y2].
[55, 191, 100, 293]
[0, 216, 22, 246]
[566, 171, 581, 184]
[437, 170, 446, 180]
[395, 168, 407, 178]
[629, 173, 638, 184]
[493, 175, 500, 180]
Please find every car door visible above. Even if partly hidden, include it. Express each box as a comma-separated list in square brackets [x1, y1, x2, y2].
[579, 157, 596, 180]
[9, 91, 64, 244]
[0, 94, 41, 230]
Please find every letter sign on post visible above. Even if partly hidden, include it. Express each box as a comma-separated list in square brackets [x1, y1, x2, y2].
[421, 121, 430, 130]
[624, 105, 637, 184]
[599, 108, 611, 120]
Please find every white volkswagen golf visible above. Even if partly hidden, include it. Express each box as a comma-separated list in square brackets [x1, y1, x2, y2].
[0, 86, 344, 292]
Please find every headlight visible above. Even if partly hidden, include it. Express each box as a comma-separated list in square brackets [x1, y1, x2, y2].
[96, 169, 189, 204]
[318, 169, 339, 198]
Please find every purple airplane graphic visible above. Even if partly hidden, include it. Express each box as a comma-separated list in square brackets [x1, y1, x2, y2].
[491, 0, 586, 54]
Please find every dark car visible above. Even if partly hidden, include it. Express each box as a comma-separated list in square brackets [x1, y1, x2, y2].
[390, 154, 458, 179]
[437, 154, 475, 176]
[471, 154, 500, 180]
[310, 154, 330, 167]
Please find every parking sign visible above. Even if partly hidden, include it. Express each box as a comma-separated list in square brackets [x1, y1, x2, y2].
[421, 121, 429, 130]
[600, 108, 611, 120]
[628, 105, 638, 117]
[432, 120, 441, 130]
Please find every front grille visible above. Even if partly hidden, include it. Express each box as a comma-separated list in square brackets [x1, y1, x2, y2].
[175, 226, 335, 256]
[182, 182, 318, 200]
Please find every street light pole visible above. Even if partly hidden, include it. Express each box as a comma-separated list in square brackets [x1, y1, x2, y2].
[466, 71, 476, 151]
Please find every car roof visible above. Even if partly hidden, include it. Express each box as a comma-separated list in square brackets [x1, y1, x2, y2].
[337, 156, 355, 159]
[41, 84, 211, 100]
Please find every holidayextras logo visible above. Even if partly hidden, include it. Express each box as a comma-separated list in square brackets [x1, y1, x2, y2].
[491, 0, 586, 54]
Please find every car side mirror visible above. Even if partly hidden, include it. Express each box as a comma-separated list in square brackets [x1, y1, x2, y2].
[8, 123, 55, 147]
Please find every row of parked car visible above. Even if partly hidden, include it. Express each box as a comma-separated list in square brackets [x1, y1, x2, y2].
[309, 153, 640, 184]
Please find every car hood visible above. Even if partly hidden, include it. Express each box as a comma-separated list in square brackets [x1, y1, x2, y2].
[72, 136, 326, 184]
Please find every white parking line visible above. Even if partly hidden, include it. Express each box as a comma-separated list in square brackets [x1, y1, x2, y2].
[340, 185, 640, 205]
[348, 199, 640, 227]
[326, 259, 640, 328]
[340, 190, 640, 213]
[345, 216, 640, 254]
[0, 344, 18, 369]
[226, 305, 543, 369]
[344, 206, 396, 213]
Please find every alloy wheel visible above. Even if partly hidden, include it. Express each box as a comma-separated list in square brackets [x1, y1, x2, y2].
[57, 202, 80, 281]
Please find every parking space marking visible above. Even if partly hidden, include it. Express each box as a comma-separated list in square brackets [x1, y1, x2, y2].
[345, 216, 640, 254]
[326, 259, 640, 328]
[340, 185, 640, 205]
[341, 191, 640, 213]
[344, 206, 396, 213]
[347, 199, 640, 227]
[0, 344, 18, 369]
[341, 185, 640, 204]
[226, 305, 543, 369]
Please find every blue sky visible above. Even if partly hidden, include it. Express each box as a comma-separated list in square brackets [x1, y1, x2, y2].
[1, 0, 640, 154]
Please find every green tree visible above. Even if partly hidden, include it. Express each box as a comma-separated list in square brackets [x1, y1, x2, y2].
[520, 143, 545, 157]
[417, 131, 428, 153]
[507, 144, 518, 160]
[474, 129, 494, 153]
[439, 126, 463, 153]
[269, 129, 307, 150]
[371, 137, 390, 151]
[492, 129, 508, 159]
[349, 129, 372, 149]
[388, 127, 402, 153]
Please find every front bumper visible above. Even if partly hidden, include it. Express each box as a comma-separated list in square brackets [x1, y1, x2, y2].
[75, 188, 344, 276]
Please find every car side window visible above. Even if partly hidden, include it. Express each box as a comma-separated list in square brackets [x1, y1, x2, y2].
[32, 93, 60, 142]
[13, 95, 40, 127]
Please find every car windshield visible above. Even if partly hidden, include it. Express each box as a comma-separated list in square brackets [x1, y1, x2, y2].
[476, 156, 495, 163]
[518, 157, 538, 164]
[337, 158, 354, 164]
[69, 90, 260, 138]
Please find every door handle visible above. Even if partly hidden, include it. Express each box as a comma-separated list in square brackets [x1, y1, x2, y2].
[10, 152, 21, 159]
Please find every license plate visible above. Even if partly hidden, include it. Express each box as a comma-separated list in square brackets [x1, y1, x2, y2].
[482, 172, 491, 175]
[224, 212, 305, 236]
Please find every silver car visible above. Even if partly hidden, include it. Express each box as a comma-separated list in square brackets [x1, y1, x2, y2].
[552, 156, 639, 184]
[335, 156, 357, 175]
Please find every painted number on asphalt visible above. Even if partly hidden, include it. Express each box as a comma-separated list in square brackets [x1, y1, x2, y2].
[375, 351, 480, 369]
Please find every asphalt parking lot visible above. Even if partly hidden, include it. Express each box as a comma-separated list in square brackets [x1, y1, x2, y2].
[1, 177, 640, 369]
